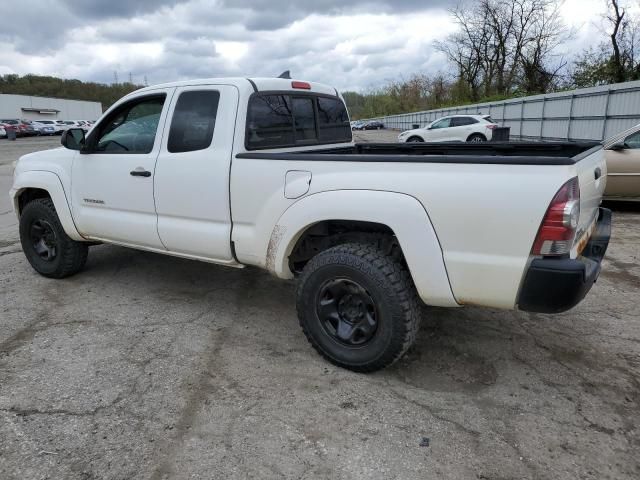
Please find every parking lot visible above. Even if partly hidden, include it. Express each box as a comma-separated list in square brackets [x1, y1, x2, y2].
[0, 134, 638, 479]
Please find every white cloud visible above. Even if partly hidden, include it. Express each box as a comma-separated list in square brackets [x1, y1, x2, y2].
[0, 0, 624, 91]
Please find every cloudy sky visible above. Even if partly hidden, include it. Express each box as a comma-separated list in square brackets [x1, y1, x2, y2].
[0, 0, 628, 91]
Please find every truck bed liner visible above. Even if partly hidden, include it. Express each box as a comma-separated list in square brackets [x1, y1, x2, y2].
[237, 141, 601, 166]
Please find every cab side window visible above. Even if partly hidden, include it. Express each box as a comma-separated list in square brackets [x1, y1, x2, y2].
[168, 91, 220, 153]
[90, 95, 165, 154]
[624, 131, 640, 149]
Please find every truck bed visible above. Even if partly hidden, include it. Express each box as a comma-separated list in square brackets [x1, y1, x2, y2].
[237, 141, 601, 165]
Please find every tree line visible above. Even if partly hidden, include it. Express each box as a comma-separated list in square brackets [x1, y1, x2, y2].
[0, 74, 141, 110]
[346, 0, 640, 119]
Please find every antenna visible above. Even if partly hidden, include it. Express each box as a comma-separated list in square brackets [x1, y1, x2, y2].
[278, 70, 291, 79]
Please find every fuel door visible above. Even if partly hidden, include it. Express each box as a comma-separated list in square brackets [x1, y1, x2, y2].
[284, 170, 312, 199]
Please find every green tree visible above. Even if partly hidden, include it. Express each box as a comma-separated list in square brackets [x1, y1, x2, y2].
[0, 74, 142, 111]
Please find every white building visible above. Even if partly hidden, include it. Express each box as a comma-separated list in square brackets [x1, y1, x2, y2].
[0, 94, 102, 121]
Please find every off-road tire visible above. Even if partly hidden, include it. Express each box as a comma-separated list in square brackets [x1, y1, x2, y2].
[19, 198, 88, 278]
[296, 243, 421, 372]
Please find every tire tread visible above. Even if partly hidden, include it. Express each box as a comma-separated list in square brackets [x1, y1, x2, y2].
[296, 242, 421, 372]
[20, 198, 88, 278]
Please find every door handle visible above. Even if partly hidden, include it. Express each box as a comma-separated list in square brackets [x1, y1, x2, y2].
[130, 168, 151, 177]
[594, 167, 602, 180]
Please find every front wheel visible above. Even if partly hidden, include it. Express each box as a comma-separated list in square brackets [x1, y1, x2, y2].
[19, 198, 88, 278]
[296, 243, 421, 372]
[406, 136, 423, 143]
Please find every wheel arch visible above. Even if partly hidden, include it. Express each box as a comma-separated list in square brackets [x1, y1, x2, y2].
[268, 189, 459, 307]
[11, 171, 85, 241]
[466, 132, 487, 142]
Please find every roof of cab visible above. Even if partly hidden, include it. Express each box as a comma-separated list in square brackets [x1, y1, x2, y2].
[132, 77, 338, 97]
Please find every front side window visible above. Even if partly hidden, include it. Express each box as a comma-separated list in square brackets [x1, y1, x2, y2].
[624, 131, 640, 149]
[431, 118, 451, 129]
[91, 95, 165, 154]
[168, 90, 220, 153]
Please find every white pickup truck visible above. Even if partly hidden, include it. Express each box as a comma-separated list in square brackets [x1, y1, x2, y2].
[10, 77, 611, 372]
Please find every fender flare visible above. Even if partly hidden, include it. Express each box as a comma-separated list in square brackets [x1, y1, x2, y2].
[10, 170, 85, 241]
[268, 190, 459, 307]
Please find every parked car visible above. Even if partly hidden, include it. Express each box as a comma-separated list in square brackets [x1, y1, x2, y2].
[364, 120, 384, 130]
[350, 120, 364, 130]
[603, 123, 640, 201]
[33, 119, 65, 135]
[18, 121, 39, 136]
[11, 76, 610, 372]
[398, 114, 498, 143]
[29, 121, 57, 136]
[75, 121, 92, 132]
[0, 119, 24, 137]
[0, 126, 6, 138]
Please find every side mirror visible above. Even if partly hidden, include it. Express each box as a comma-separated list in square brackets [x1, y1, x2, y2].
[609, 140, 628, 151]
[61, 128, 86, 151]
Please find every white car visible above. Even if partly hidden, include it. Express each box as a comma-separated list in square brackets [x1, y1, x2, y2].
[33, 120, 64, 135]
[10, 77, 610, 372]
[0, 126, 6, 138]
[398, 114, 498, 143]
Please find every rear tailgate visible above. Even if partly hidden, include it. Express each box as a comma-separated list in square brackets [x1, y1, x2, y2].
[572, 146, 607, 257]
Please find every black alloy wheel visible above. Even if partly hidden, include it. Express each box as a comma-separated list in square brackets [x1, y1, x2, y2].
[29, 219, 58, 261]
[317, 278, 378, 346]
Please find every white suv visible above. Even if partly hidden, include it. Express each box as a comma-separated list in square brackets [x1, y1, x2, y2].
[398, 114, 498, 143]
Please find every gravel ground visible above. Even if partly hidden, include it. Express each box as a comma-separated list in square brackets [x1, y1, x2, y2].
[0, 135, 638, 480]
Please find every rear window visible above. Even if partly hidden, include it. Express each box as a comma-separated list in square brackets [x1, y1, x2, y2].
[317, 97, 351, 142]
[246, 93, 351, 150]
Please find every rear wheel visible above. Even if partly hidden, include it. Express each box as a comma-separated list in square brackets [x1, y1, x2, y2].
[296, 243, 421, 372]
[19, 198, 88, 278]
[467, 133, 486, 143]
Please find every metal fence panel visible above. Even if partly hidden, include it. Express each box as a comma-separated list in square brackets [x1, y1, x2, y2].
[544, 98, 571, 118]
[364, 80, 640, 141]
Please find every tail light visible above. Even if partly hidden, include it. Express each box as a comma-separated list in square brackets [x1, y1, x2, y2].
[485, 124, 497, 130]
[531, 177, 580, 256]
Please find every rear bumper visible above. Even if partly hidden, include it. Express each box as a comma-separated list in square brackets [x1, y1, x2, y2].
[518, 208, 612, 313]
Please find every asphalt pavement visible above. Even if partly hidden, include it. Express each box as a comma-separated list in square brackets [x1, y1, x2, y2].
[0, 134, 638, 479]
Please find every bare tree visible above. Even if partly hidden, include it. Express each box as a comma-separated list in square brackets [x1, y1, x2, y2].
[569, 0, 640, 86]
[435, 0, 571, 97]
[608, 0, 627, 82]
[518, 1, 569, 92]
